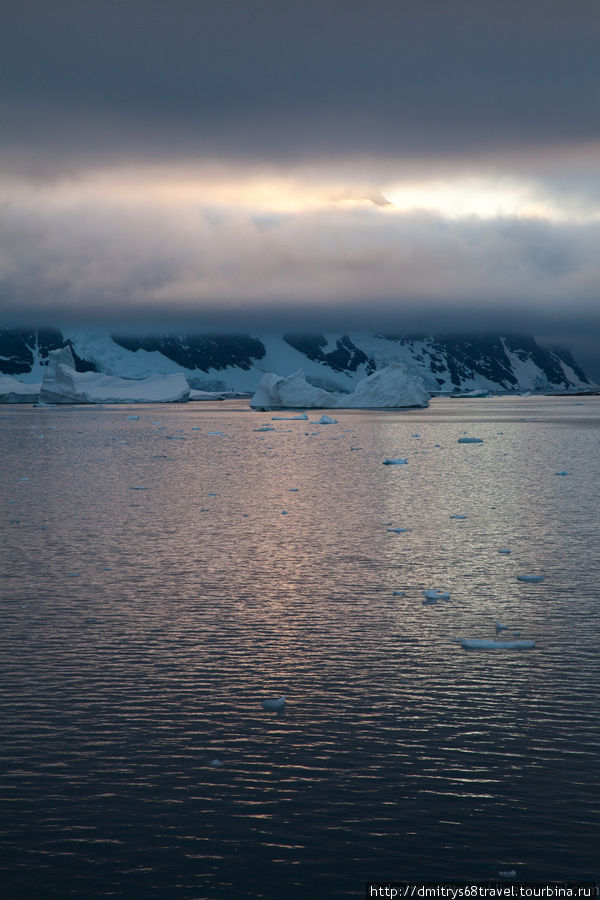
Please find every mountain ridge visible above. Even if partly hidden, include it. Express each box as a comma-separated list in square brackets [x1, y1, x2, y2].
[0, 327, 594, 394]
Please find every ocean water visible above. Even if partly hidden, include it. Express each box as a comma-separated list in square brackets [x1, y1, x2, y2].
[1, 396, 599, 899]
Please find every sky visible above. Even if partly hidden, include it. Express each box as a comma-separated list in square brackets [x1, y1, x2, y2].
[1, 0, 600, 378]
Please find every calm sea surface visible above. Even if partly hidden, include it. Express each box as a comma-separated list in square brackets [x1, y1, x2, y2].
[1, 396, 599, 898]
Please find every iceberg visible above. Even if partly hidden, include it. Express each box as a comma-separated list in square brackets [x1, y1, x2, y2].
[39, 346, 190, 404]
[383, 458, 408, 466]
[457, 437, 484, 443]
[517, 574, 545, 583]
[0, 376, 41, 403]
[250, 364, 429, 410]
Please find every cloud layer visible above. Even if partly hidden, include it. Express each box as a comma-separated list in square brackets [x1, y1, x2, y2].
[1, 1, 599, 376]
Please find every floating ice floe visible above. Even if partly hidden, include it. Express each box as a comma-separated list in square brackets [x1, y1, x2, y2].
[250, 365, 429, 410]
[498, 548, 511, 554]
[254, 425, 275, 431]
[382, 458, 408, 466]
[457, 638, 535, 650]
[313, 414, 338, 424]
[387, 527, 411, 533]
[517, 574, 544, 583]
[495, 623, 509, 634]
[271, 414, 308, 420]
[261, 696, 286, 712]
[127, 414, 139, 420]
[392, 590, 406, 596]
[209, 759, 224, 767]
[39, 346, 190, 404]
[130, 486, 150, 490]
[458, 437, 484, 443]
[423, 589, 450, 601]
[281, 510, 288, 515]
[555, 471, 569, 476]
[450, 514, 468, 519]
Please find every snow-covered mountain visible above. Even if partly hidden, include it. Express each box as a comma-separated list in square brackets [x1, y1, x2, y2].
[0, 327, 594, 394]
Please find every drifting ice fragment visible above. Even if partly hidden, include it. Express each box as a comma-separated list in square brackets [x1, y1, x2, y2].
[498, 549, 511, 554]
[281, 510, 288, 515]
[254, 425, 275, 432]
[450, 514, 468, 519]
[495, 623, 509, 634]
[392, 591, 406, 596]
[312, 414, 338, 425]
[210, 759, 224, 767]
[517, 574, 544, 583]
[423, 590, 450, 601]
[458, 639, 535, 650]
[382, 458, 408, 466]
[261, 696, 286, 712]
[271, 414, 308, 420]
[387, 527, 411, 533]
[130, 486, 150, 490]
[127, 415, 139, 420]
[458, 437, 484, 443]
[555, 471, 569, 476]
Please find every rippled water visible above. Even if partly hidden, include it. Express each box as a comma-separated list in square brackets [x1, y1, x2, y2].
[1, 396, 599, 898]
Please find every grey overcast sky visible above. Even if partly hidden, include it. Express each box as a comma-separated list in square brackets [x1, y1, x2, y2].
[1, 0, 599, 377]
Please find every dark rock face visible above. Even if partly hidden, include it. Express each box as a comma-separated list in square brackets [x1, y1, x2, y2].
[111, 333, 266, 372]
[283, 334, 376, 374]
[0, 328, 64, 375]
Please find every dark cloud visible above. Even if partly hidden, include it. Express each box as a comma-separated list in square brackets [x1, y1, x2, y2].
[2, 0, 600, 173]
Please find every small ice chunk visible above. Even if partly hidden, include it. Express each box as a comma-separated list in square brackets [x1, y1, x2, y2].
[423, 589, 450, 601]
[495, 622, 509, 634]
[458, 639, 535, 650]
[555, 470, 569, 476]
[271, 414, 308, 420]
[127, 414, 139, 420]
[458, 437, 483, 443]
[392, 590, 406, 596]
[450, 514, 468, 519]
[261, 696, 286, 712]
[68, 572, 80, 577]
[281, 510, 288, 515]
[387, 527, 411, 533]
[517, 574, 544, 583]
[499, 871, 516, 878]
[312, 414, 338, 425]
[207, 430, 224, 435]
[210, 759, 224, 767]
[288, 488, 298, 492]
[498, 548, 511, 554]
[130, 486, 150, 490]
[382, 458, 408, 466]
[254, 425, 275, 432]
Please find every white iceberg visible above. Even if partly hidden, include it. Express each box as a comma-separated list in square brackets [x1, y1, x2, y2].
[250, 364, 429, 410]
[0, 376, 41, 403]
[39, 346, 190, 404]
[312, 414, 338, 424]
